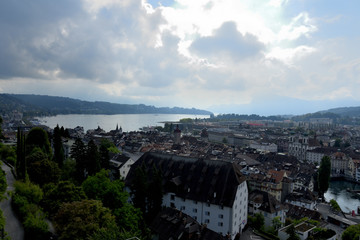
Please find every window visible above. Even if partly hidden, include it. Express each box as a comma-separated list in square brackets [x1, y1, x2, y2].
[219, 205, 224, 210]
[205, 211, 210, 216]
[193, 208, 197, 213]
[170, 194, 175, 201]
[218, 222, 223, 227]
[180, 206, 185, 210]
[205, 219, 210, 224]
[194, 216, 197, 220]
[219, 214, 223, 219]
[206, 203, 210, 207]
[193, 200, 198, 204]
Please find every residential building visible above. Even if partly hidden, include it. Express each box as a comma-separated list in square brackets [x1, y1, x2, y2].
[248, 190, 286, 228]
[151, 207, 226, 240]
[288, 135, 320, 162]
[126, 152, 248, 239]
[330, 152, 354, 178]
[249, 141, 277, 153]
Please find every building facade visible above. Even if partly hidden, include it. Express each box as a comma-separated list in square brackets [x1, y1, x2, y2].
[126, 152, 248, 239]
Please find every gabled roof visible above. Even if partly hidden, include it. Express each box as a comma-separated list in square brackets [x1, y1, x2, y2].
[249, 190, 283, 214]
[125, 152, 246, 207]
[151, 207, 226, 240]
[285, 204, 322, 221]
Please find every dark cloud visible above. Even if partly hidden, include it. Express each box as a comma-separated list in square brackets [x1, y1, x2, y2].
[190, 21, 265, 61]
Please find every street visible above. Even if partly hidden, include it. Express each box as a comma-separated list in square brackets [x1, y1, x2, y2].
[0, 162, 24, 240]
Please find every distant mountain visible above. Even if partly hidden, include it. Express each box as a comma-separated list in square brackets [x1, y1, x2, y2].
[0, 94, 212, 116]
[319, 106, 360, 117]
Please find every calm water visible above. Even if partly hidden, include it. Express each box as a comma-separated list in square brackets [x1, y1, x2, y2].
[38, 114, 209, 132]
[324, 180, 360, 213]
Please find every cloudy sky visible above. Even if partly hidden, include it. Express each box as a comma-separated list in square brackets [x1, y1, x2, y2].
[1, 0, 360, 115]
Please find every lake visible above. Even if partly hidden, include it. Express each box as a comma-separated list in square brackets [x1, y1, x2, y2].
[324, 180, 360, 213]
[38, 114, 210, 132]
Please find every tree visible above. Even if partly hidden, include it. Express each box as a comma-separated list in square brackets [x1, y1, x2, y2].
[16, 128, 27, 180]
[318, 156, 331, 200]
[272, 216, 282, 231]
[71, 138, 86, 183]
[25, 127, 52, 158]
[286, 224, 300, 240]
[342, 224, 360, 240]
[249, 213, 264, 231]
[53, 125, 65, 168]
[27, 158, 61, 186]
[82, 169, 143, 234]
[0, 117, 3, 139]
[334, 138, 341, 148]
[131, 164, 148, 214]
[82, 169, 127, 210]
[42, 181, 86, 216]
[99, 143, 110, 169]
[147, 165, 163, 223]
[60, 158, 76, 182]
[86, 140, 101, 176]
[54, 200, 117, 240]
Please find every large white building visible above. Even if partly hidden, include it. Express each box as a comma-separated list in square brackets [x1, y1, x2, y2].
[126, 152, 248, 239]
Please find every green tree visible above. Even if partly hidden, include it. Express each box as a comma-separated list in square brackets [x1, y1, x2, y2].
[99, 144, 110, 169]
[318, 156, 331, 200]
[60, 158, 76, 182]
[70, 138, 86, 183]
[131, 164, 148, 214]
[27, 158, 61, 187]
[25, 127, 52, 157]
[86, 140, 101, 176]
[42, 181, 86, 216]
[54, 200, 117, 240]
[0, 117, 3, 139]
[147, 165, 163, 223]
[16, 128, 27, 180]
[286, 224, 300, 240]
[334, 139, 341, 148]
[249, 213, 264, 231]
[82, 170, 143, 234]
[53, 125, 65, 168]
[272, 216, 282, 231]
[82, 169, 128, 210]
[342, 224, 360, 240]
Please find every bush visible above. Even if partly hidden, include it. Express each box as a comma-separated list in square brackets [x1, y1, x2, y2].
[23, 212, 49, 240]
[13, 181, 43, 204]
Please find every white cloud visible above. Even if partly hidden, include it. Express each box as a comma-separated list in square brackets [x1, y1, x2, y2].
[0, 0, 359, 114]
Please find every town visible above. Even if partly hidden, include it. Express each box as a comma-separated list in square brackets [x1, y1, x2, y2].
[1, 112, 360, 240]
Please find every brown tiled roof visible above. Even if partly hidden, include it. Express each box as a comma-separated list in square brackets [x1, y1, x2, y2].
[126, 152, 246, 207]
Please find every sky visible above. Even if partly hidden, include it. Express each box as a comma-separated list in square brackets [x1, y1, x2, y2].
[1, 0, 360, 116]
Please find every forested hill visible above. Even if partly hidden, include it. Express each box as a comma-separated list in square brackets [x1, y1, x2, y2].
[0, 94, 212, 116]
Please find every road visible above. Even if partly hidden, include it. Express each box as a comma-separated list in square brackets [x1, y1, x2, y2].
[0, 162, 24, 240]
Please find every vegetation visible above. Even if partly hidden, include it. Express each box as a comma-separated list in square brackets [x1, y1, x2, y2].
[12, 180, 49, 240]
[318, 156, 331, 200]
[342, 224, 360, 240]
[248, 213, 264, 231]
[285, 224, 300, 240]
[330, 199, 341, 212]
[0, 162, 8, 239]
[54, 199, 117, 240]
[82, 170, 143, 235]
[0, 94, 212, 116]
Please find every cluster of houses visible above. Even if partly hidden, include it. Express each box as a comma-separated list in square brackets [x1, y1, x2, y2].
[3, 115, 360, 239]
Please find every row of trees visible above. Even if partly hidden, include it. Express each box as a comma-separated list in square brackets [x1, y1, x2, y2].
[10, 125, 150, 239]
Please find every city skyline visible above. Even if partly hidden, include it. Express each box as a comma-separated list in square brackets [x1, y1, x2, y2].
[1, 0, 360, 115]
